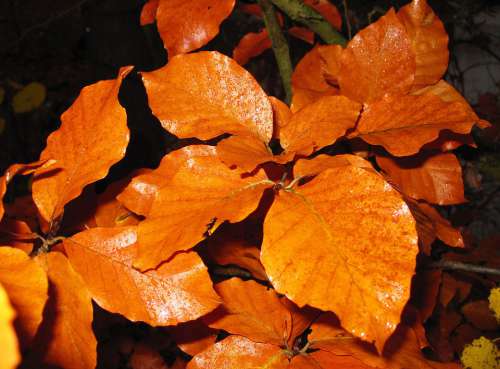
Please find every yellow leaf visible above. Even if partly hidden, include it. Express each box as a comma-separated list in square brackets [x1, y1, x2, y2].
[12, 82, 46, 113]
[461, 337, 500, 369]
[489, 288, 500, 322]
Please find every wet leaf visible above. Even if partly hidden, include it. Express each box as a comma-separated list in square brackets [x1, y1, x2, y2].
[32, 67, 131, 224]
[262, 159, 418, 350]
[65, 226, 220, 326]
[142, 52, 273, 142]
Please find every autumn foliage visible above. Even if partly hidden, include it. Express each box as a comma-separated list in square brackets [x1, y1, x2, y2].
[0, 1, 492, 368]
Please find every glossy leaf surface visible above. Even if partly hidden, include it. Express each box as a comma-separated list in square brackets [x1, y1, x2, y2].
[338, 9, 415, 103]
[377, 153, 465, 205]
[136, 146, 272, 270]
[0, 247, 48, 348]
[156, 0, 235, 57]
[65, 226, 220, 326]
[356, 94, 476, 156]
[32, 67, 131, 223]
[262, 160, 418, 350]
[142, 52, 273, 142]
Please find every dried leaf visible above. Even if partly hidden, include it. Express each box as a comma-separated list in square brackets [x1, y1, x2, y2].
[262, 161, 418, 350]
[0, 247, 48, 348]
[204, 278, 291, 346]
[167, 320, 217, 356]
[187, 335, 288, 369]
[32, 67, 131, 224]
[233, 30, 272, 66]
[32, 252, 96, 369]
[0, 283, 20, 369]
[135, 146, 272, 270]
[355, 93, 476, 156]
[65, 226, 220, 326]
[303, 0, 342, 30]
[142, 52, 273, 142]
[397, 0, 448, 90]
[269, 96, 292, 140]
[140, 0, 159, 26]
[415, 201, 464, 248]
[377, 153, 466, 205]
[280, 96, 361, 156]
[117, 168, 164, 217]
[156, 0, 235, 57]
[129, 341, 168, 369]
[461, 300, 499, 331]
[294, 154, 375, 178]
[338, 9, 415, 103]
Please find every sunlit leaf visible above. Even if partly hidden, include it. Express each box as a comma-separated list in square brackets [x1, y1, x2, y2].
[142, 52, 273, 142]
[0, 283, 20, 369]
[65, 226, 220, 326]
[233, 30, 273, 66]
[32, 67, 131, 224]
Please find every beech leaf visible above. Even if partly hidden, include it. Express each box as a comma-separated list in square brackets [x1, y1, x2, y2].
[0, 283, 20, 369]
[397, 0, 449, 90]
[261, 158, 418, 350]
[32, 252, 96, 369]
[377, 153, 466, 205]
[136, 146, 272, 271]
[187, 335, 288, 369]
[233, 30, 272, 66]
[65, 226, 220, 326]
[142, 51, 273, 142]
[280, 95, 361, 156]
[338, 9, 416, 103]
[32, 67, 131, 224]
[204, 278, 291, 346]
[0, 247, 48, 348]
[355, 93, 476, 156]
[156, 0, 235, 57]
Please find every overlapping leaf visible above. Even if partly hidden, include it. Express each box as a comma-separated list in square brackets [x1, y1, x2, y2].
[135, 146, 272, 270]
[155, 0, 235, 57]
[32, 252, 96, 369]
[338, 9, 416, 103]
[0, 283, 20, 369]
[142, 52, 273, 142]
[397, 0, 449, 90]
[377, 153, 465, 205]
[0, 247, 48, 348]
[65, 226, 220, 326]
[354, 93, 477, 156]
[32, 67, 131, 224]
[262, 156, 418, 350]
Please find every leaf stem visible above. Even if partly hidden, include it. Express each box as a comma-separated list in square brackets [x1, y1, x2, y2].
[270, 0, 347, 46]
[258, 0, 293, 103]
[426, 260, 500, 276]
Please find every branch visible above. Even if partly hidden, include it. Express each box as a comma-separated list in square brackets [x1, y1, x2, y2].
[270, 0, 347, 46]
[258, 0, 293, 103]
[427, 260, 500, 276]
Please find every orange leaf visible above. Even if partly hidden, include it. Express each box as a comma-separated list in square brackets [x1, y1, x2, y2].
[293, 154, 375, 179]
[187, 335, 288, 369]
[64, 226, 220, 326]
[0, 247, 48, 348]
[289, 350, 374, 369]
[280, 96, 361, 156]
[0, 160, 55, 222]
[94, 180, 141, 227]
[129, 341, 168, 369]
[0, 218, 36, 254]
[142, 52, 273, 142]
[0, 283, 20, 369]
[135, 146, 272, 270]
[397, 0, 448, 90]
[281, 299, 320, 349]
[204, 278, 291, 346]
[439, 273, 471, 308]
[261, 160, 418, 350]
[355, 94, 476, 156]
[140, 0, 159, 26]
[291, 45, 342, 112]
[309, 314, 460, 369]
[31, 252, 96, 369]
[156, 0, 235, 57]
[233, 30, 273, 66]
[270, 96, 292, 140]
[32, 67, 131, 224]
[303, 0, 342, 30]
[167, 320, 217, 356]
[216, 135, 275, 172]
[377, 153, 465, 205]
[338, 9, 416, 103]
[288, 27, 315, 44]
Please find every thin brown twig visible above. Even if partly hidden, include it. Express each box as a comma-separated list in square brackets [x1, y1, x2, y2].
[426, 260, 500, 276]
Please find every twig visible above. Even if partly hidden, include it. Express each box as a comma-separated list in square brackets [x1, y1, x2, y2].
[426, 260, 500, 276]
[258, 0, 293, 103]
[270, 0, 347, 46]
